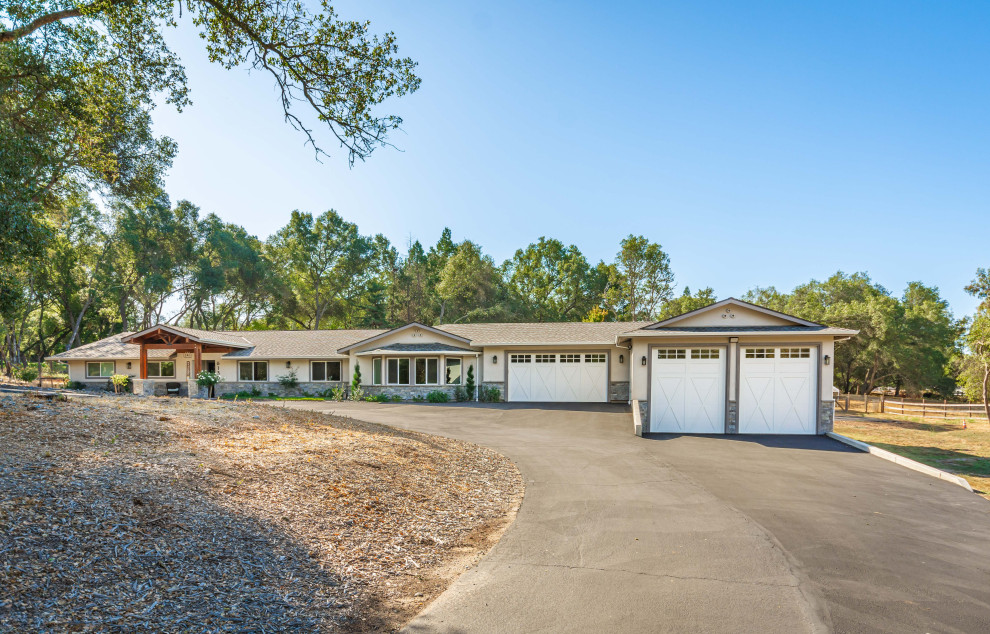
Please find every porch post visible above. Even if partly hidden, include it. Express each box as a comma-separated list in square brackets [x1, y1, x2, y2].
[139, 343, 147, 379]
[194, 343, 202, 377]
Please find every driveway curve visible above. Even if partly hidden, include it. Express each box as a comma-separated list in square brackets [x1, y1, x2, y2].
[282, 402, 990, 633]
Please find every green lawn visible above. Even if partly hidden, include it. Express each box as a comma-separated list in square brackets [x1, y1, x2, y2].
[835, 413, 990, 499]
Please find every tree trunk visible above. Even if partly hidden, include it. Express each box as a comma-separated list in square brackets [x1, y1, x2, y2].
[982, 362, 990, 423]
[65, 293, 94, 351]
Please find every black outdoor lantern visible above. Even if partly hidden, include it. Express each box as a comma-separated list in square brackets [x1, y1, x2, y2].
[619, 354, 624, 364]
[492, 355, 498, 364]
[641, 355, 647, 366]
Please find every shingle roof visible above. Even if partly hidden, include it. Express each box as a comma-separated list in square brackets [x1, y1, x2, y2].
[620, 325, 859, 336]
[164, 326, 254, 347]
[356, 343, 479, 355]
[219, 329, 386, 358]
[48, 333, 175, 360]
[437, 322, 654, 346]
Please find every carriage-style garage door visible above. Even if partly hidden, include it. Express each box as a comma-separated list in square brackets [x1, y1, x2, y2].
[650, 347, 726, 433]
[507, 352, 608, 402]
[739, 347, 818, 434]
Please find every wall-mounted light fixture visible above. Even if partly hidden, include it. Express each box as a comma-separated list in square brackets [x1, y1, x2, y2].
[492, 355, 498, 364]
[286, 361, 292, 368]
[823, 355, 830, 366]
[641, 355, 647, 366]
[619, 354, 624, 364]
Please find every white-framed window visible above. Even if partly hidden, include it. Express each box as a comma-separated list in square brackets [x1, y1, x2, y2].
[510, 354, 531, 363]
[559, 354, 581, 363]
[387, 358, 410, 385]
[535, 354, 555, 363]
[744, 348, 774, 359]
[86, 361, 115, 378]
[146, 361, 175, 378]
[415, 358, 439, 385]
[311, 360, 342, 382]
[657, 349, 686, 360]
[780, 347, 811, 359]
[585, 353, 607, 363]
[372, 357, 383, 385]
[691, 348, 720, 359]
[239, 361, 269, 381]
[445, 358, 462, 385]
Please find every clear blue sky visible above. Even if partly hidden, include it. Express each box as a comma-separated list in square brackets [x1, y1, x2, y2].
[152, 0, 990, 319]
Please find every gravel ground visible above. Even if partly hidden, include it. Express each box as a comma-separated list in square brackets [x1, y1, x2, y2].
[0, 393, 523, 632]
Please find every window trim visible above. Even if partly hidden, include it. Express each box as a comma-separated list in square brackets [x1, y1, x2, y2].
[372, 357, 383, 385]
[146, 360, 176, 378]
[445, 357, 462, 385]
[310, 360, 342, 382]
[387, 357, 411, 385]
[238, 361, 269, 382]
[86, 361, 116, 378]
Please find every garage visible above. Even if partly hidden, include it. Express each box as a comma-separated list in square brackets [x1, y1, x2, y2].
[507, 352, 608, 402]
[650, 347, 726, 433]
[739, 346, 818, 434]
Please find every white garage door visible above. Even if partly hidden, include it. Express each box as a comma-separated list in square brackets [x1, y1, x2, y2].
[739, 347, 818, 434]
[507, 352, 608, 402]
[650, 347, 726, 433]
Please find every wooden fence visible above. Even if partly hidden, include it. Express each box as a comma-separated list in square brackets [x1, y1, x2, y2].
[836, 393, 988, 420]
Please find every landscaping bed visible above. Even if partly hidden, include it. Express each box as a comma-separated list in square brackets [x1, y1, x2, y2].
[0, 393, 523, 631]
[835, 413, 990, 499]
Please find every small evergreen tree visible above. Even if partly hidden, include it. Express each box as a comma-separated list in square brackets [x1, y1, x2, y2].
[465, 364, 476, 400]
[352, 362, 362, 393]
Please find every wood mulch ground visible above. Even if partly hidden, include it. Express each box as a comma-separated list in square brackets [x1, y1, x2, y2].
[0, 392, 523, 632]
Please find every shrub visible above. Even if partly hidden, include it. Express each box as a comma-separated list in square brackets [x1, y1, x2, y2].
[426, 390, 449, 403]
[390, 394, 402, 402]
[364, 393, 390, 403]
[454, 386, 467, 402]
[16, 366, 38, 382]
[277, 368, 299, 391]
[109, 374, 131, 394]
[66, 380, 86, 390]
[350, 386, 364, 401]
[412, 395, 425, 402]
[480, 386, 501, 402]
[465, 365, 476, 400]
[352, 362, 362, 393]
[196, 370, 223, 398]
[331, 386, 347, 401]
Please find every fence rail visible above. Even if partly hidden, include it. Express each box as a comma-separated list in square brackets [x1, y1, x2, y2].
[836, 394, 988, 420]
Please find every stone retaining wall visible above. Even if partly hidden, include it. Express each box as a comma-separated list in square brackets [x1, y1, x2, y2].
[609, 381, 630, 402]
[818, 401, 834, 434]
[213, 381, 347, 398]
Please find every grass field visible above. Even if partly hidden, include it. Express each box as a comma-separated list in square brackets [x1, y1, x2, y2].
[835, 412, 990, 499]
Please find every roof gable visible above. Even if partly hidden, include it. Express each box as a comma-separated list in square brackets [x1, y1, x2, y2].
[642, 298, 823, 330]
[337, 322, 474, 353]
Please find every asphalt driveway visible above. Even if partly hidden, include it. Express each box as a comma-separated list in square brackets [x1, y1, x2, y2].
[281, 401, 990, 633]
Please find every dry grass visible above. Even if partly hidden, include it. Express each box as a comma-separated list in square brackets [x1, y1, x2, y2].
[835, 412, 990, 499]
[0, 392, 523, 632]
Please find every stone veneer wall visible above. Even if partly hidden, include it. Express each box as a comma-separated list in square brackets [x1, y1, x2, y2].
[609, 381, 630, 403]
[637, 400, 649, 433]
[361, 385, 463, 400]
[213, 381, 347, 398]
[818, 401, 834, 434]
[726, 401, 738, 434]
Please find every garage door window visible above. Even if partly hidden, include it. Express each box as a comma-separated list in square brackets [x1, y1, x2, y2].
[745, 348, 774, 359]
[585, 353, 606, 363]
[657, 349, 686, 360]
[780, 348, 811, 358]
[691, 349, 720, 359]
[510, 354, 531, 363]
[535, 354, 555, 363]
[559, 354, 580, 363]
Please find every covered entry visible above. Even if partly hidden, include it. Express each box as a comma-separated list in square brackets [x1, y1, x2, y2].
[650, 346, 726, 433]
[507, 352, 608, 402]
[739, 346, 818, 434]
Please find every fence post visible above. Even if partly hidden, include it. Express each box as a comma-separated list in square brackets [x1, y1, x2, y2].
[943, 399, 947, 419]
[845, 394, 850, 411]
[921, 398, 926, 419]
[880, 393, 886, 414]
[864, 394, 870, 414]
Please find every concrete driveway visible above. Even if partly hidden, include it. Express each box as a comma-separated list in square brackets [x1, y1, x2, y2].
[281, 401, 990, 633]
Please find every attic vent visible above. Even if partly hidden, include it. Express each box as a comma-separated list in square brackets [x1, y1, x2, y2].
[721, 309, 735, 319]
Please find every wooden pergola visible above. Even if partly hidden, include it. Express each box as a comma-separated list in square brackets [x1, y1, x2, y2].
[122, 326, 241, 379]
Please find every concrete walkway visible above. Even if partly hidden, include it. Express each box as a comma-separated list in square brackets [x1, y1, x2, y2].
[281, 401, 990, 633]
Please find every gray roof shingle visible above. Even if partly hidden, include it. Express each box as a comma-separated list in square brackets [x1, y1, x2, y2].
[437, 322, 653, 346]
[48, 333, 175, 360]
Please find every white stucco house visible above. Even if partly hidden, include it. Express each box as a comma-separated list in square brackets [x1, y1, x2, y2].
[48, 298, 857, 435]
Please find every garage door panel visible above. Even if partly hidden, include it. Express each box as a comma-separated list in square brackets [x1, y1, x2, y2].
[508, 352, 607, 403]
[651, 348, 725, 434]
[739, 347, 817, 435]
